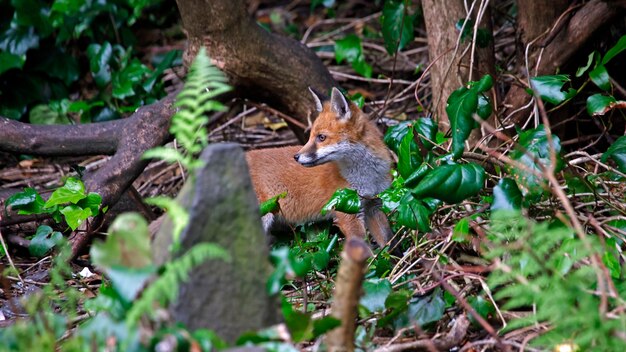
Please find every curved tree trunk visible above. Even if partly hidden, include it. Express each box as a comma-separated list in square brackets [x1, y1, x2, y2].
[175, 0, 337, 142]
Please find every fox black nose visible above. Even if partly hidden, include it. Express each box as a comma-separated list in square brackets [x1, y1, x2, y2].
[294, 154, 300, 162]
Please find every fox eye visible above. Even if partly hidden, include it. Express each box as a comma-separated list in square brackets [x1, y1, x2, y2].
[317, 134, 326, 142]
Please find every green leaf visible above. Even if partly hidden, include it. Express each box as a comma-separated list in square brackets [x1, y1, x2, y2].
[412, 163, 485, 203]
[403, 162, 431, 188]
[60, 205, 92, 230]
[576, 52, 596, 77]
[335, 34, 361, 64]
[586, 94, 617, 116]
[472, 74, 494, 92]
[29, 225, 63, 257]
[529, 75, 576, 105]
[112, 60, 150, 99]
[281, 299, 313, 342]
[397, 126, 421, 178]
[91, 213, 153, 269]
[360, 278, 392, 313]
[86, 42, 113, 87]
[468, 295, 495, 325]
[106, 266, 156, 303]
[394, 289, 445, 328]
[260, 192, 287, 216]
[492, 178, 522, 211]
[76, 193, 102, 217]
[44, 177, 86, 208]
[602, 250, 621, 279]
[601, 135, 626, 173]
[5, 187, 46, 215]
[414, 117, 438, 150]
[312, 316, 341, 337]
[508, 125, 564, 197]
[32, 49, 79, 86]
[29, 104, 68, 125]
[0, 52, 25, 75]
[384, 121, 413, 155]
[589, 65, 610, 91]
[452, 217, 470, 243]
[349, 93, 365, 108]
[380, 0, 415, 54]
[0, 26, 40, 56]
[393, 192, 432, 232]
[334, 34, 372, 78]
[322, 188, 360, 215]
[602, 34, 626, 65]
[447, 86, 477, 158]
[312, 251, 330, 271]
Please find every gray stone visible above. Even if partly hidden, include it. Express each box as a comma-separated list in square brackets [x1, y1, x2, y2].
[152, 143, 279, 343]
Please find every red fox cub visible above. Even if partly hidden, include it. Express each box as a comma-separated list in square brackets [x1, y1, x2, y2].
[246, 87, 395, 249]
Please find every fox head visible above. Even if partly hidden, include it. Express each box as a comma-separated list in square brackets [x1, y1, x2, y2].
[294, 87, 374, 167]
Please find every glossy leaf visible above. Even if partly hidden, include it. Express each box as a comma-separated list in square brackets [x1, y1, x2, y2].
[360, 278, 392, 313]
[77, 193, 102, 217]
[335, 34, 372, 77]
[322, 188, 360, 215]
[60, 205, 92, 230]
[602, 34, 626, 64]
[380, 0, 415, 54]
[106, 266, 156, 303]
[586, 94, 617, 116]
[468, 295, 495, 325]
[601, 135, 626, 173]
[492, 178, 522, 211]
[91, 213, 153, 269]
[391, 192, 432, 232]
[403, 162, 431, 188]
[452, 217, 470, 243]
[384, 121, 413, 155]
[576, 52, 596, 77]
[86, 42, 113, 87]
[412, 163, 485, 203]
[44, 177, 86, 208]
[529, 75, 576, 105]
[29, 104, 68, 125]
[589, 65, 610, 91]
[414, 117, 437, 150]
[397, 126, 421, 178]
[5, 187, 46, 215]
[29, 225, 63, 257]
[508, 125, 564, 197]
[0, 26, 39, 56]
[0, 52, 25, 75]
[260, 192, 287, 216]
[446, 86, 478, 158]
[394, 289, 445, 328]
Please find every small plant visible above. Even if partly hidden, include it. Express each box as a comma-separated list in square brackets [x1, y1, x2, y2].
[5, 177, 103, 256]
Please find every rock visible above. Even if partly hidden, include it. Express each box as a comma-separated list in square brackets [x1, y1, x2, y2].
[152, 143, 279, 343]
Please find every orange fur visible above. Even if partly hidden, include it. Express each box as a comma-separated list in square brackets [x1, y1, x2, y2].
[245, 88, 394, 248]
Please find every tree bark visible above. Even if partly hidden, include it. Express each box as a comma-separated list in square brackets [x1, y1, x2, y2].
[175, 0, 336, 142]
[421, 0, 497, 133]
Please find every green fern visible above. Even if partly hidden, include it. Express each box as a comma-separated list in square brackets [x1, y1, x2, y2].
[126, 242, 230, 326]
[143, 47, 231, 171]
[486, 211, 626, 350]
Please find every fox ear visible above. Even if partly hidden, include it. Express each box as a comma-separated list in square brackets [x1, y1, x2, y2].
[308, 87, 324, 112]
[330, 87, 351, 121]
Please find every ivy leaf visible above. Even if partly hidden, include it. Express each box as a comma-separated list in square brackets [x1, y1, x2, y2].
[322, 188, 360, 215]
[414, 117, 437, 150]
[0, 52, 25, 75]
[360, 278, 393, 313]
[492, 178, 522, 211]
[576, 52, 596, 77]
[393, 192, 432, 232]
[312, 316, 341, 338]
[105, 266, 156, 303]
[446, 86, 478, 159]
[530, 75, 576, 105]
[259, 192, 287, 216]
[452, 217, 470, 243]
[76, 193, 102, 217]
[397, 126, 421, 178]
[589, 65, 610, 91]
[394, 289, 445, 328]
[29, 104, 68, 125]
[0, 26, 40, 56]
[91, 213, 153, 269]
[468, 295, 495, 326]
[586, 94, 618, 116]
[380, 0, 415, 54]
[334, 34, 372, 78]
[508, 125, 564, 197]
[60, 205, 92, 230]
[5, 187, 46, 215]
[44, 177, 86, 208]
[412, 163, 485, 203]
[87, 42, 113, 87]
[601, 135, 626, 173]
[602, 34, 626, 65]
[384, 121, 413, 155]
[29, 225, 63, 257]
[112, 59, 150, 99]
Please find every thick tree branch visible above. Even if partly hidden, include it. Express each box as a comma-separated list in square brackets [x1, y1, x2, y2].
[176, 0, 336, 141]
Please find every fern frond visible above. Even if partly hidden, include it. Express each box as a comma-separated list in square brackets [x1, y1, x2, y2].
[125, 243, 230, 326]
